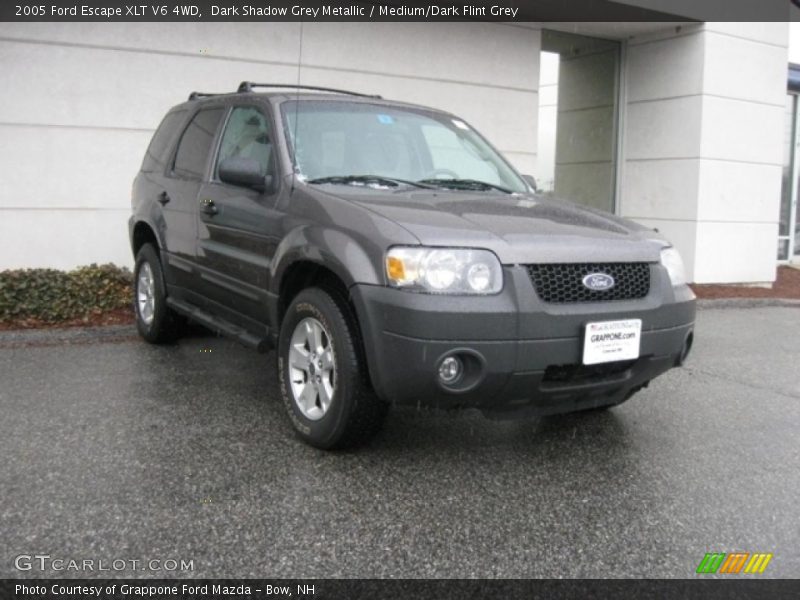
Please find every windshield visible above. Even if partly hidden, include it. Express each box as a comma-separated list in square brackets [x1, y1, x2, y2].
[282, 100, 528, 193]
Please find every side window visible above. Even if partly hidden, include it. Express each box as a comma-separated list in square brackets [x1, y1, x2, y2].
[172, 108, 224, 180]
[141, 110, 185, 173]
[216, 107, 273, 177]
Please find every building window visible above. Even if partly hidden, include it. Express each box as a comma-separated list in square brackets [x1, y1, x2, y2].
[536, 30, 621, 214]
[778, 93, 799, 261]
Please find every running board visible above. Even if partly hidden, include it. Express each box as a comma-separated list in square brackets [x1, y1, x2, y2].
[166, 298, 271, 353]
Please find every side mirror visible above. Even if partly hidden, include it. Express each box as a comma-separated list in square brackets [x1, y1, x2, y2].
[219, 157, 272, 192]
[521, 174, 538, 192]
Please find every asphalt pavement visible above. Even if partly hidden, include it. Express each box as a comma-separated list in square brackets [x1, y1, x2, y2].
[1, 306, 798, 578]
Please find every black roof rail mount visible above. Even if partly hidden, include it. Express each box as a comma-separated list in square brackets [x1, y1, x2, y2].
[188, 91, 220, 101]
[237, 81, 382, 99]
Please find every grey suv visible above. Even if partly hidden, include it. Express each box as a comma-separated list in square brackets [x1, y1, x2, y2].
[129, 82, 696, 449]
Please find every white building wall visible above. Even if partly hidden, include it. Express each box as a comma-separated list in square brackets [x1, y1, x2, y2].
[622, 24, 706, 283]
[694, 22, 788, 283]
[0, 23, 540, 270]
[622, 22, 789, 284]
[1, 21, 788, 283]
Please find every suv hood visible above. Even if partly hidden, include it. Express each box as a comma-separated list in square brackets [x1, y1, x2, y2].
[316, 186, 667, 264]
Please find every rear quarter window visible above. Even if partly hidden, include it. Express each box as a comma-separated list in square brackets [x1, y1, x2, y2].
[172, 108, 225, 180]
[141, 110, 186, 173]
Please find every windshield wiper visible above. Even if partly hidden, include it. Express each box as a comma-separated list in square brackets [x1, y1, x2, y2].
[307, 175, 435, 189]
[417, 178, 513, 194]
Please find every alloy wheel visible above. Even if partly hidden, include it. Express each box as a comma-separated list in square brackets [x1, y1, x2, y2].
[288, 317, 336, 420]
[136, 262, 155, 326]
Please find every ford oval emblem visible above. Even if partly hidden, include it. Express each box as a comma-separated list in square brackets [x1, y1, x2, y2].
[582, 273, 615, 291]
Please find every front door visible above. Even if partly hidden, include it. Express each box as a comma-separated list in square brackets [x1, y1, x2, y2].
[195, 105, 283, 331]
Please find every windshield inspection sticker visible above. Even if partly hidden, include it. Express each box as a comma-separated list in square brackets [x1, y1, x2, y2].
[377, 114, 394, 124]
[452, 119, 470, 130]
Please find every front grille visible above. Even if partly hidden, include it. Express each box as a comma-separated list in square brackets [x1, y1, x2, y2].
[543, 360, 637, 384]
[526, 262, 651, 303]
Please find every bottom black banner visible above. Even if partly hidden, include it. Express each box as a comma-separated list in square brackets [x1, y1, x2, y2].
[2, 579, 800, 600]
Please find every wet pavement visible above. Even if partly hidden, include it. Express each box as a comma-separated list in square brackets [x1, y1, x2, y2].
[1, 306, 798, 578]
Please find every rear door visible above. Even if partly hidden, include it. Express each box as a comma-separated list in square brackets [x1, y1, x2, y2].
[195, 104, 284, 330]
[135, 108, 186, 279]
[161, 106, 225, 295]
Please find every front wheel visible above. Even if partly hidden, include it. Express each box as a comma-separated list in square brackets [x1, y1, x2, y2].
[278, 287, 387, 449]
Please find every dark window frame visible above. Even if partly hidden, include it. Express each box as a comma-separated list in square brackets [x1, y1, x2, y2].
[141, 109, 187, 174]
[210, 102, 281, 188]
[211, 103, 278, 184]
[169, 106, 226, 182]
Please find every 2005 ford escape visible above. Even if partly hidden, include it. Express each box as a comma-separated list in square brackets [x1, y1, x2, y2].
[129, 82, 696, 449]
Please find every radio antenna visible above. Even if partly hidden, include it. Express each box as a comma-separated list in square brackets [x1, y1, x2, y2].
[291, 20, 305, 194]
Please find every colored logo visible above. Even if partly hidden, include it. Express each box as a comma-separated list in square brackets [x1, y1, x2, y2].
[582, 273, 615, 291]
[696, 552, 773, 574]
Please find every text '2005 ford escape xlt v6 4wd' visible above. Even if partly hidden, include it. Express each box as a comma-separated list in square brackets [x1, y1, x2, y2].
[130, 82, 696, 449]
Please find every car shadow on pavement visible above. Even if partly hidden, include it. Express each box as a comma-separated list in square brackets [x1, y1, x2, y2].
[370, 404, 632, 455]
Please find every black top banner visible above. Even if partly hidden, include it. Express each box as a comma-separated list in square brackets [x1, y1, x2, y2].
[0, 0, 795, 22]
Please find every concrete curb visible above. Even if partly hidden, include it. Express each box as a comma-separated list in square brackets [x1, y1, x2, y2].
[0, 324, 137, 346]
[697, 298, 800, 309]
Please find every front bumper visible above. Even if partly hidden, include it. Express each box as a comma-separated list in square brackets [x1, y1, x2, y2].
[350, 264, 695, 416]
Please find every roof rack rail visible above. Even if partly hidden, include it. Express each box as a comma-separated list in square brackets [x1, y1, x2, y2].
[237, 81, 382, 99]
[188, 91, 220, 101]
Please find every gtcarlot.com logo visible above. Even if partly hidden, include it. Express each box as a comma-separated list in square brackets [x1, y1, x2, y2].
[14, 554, 194, 572]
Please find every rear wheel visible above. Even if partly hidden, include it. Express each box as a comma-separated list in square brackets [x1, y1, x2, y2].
[278, 287, 387, 449]
[133, 243, 182, 343]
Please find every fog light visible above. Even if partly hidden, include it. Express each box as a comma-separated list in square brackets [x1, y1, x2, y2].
[438, 356, 462, 384]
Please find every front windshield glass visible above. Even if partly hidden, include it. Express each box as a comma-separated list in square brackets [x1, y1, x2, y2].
[282, 100, 528, 193]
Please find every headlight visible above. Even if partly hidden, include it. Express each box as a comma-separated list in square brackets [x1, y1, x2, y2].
[386, 247, 503, 294]
[660, 247, 687, 286]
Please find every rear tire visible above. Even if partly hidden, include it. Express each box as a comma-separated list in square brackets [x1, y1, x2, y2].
[278, 287, 387, 449]
[133, 243, 182, 344]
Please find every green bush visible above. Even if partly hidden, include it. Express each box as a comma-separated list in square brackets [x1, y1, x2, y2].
[0, 264, 132, 323]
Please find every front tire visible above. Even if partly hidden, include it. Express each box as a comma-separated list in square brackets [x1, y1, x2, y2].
[278, 287, 387, 449]
[133, 243, 182, 344]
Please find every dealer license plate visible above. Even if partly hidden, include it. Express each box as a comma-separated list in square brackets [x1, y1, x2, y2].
[583, 319, 642, 365]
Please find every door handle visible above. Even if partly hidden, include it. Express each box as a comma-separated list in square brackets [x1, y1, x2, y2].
[157, 191, 170, 205]
[200, 198, 218, 216]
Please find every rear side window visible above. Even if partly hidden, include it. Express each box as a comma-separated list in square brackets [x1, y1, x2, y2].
[141, 110, 185, 173]
[172, 108, 224, 180]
